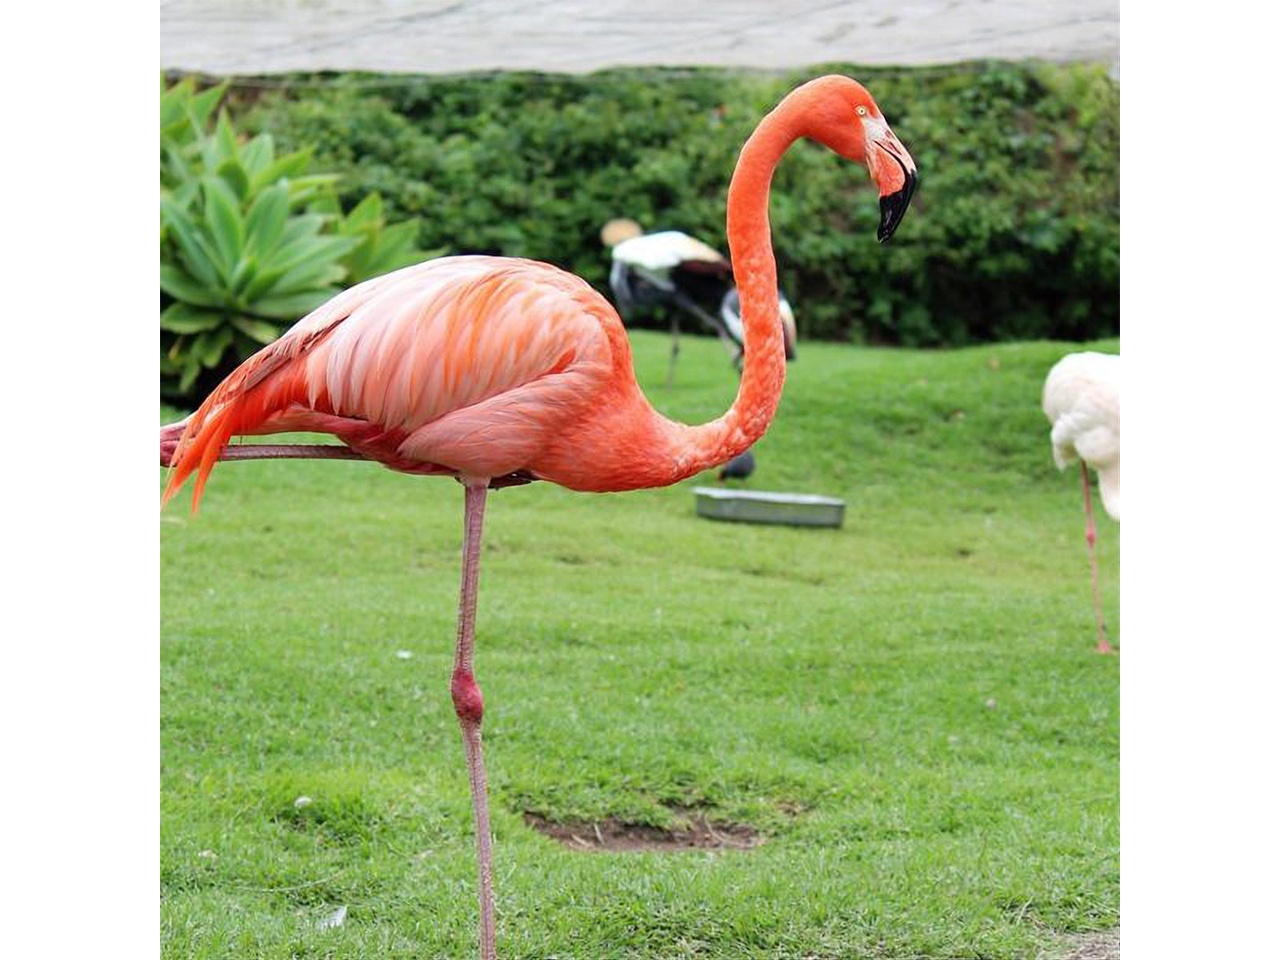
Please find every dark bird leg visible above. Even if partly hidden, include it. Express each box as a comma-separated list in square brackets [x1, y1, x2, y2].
[671, 290, 739, 364]
[1080, 461, 1111, 654]
[452, 482, 497, 959]
[666, 315, 681, 388]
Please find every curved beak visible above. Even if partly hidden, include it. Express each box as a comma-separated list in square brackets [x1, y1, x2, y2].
[871, 127, 918, 243]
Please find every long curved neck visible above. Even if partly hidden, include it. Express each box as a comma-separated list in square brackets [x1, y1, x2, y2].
[670, 101, 799, 477]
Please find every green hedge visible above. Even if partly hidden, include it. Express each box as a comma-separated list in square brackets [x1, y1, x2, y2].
[224, 62, 1117, 346]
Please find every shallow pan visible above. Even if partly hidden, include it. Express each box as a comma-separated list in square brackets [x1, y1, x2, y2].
[693, 486, 845, 528]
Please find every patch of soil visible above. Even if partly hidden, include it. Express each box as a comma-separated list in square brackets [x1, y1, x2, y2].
[523, 810, 762, 852]
[1044, 928, 1120, 960]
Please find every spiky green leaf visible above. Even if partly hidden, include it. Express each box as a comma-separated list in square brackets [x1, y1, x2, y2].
[250, 147, 314, 194]
[161, 198, 222, 288]
[161, 302, 224, 335]
[213, 111, 239, 164]
[188, 82, 227, 130]
[216, 158, 250, 201]
[343, 193, 384, 231]
[202, 176, 245, 274]
[244, 184, 290, 259]
[240, 133, 274, 178]
[160, 264, 224, 308]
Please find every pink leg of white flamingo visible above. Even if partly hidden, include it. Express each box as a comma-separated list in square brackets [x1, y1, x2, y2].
[1081, 461, 1111, 654]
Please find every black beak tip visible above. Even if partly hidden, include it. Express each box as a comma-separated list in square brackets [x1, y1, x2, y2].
[876, 171, 918, 243]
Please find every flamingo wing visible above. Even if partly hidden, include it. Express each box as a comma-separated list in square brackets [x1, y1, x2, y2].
[165, 256, 615, 509]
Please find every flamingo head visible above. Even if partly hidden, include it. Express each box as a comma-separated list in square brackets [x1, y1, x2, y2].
[790, 76, 919, 242]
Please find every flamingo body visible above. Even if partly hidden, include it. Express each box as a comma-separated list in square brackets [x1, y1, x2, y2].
[164, 255, 743, 507]
[1042, 351, 1120, 520]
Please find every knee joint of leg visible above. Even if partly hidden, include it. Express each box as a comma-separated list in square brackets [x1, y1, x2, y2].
[451, 668, 485, 724]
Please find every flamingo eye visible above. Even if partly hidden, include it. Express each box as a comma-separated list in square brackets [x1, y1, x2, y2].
[855, 105, 868, 116]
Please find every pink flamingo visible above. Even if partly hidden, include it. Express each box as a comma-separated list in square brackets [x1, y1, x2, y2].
[161, 75, 916, 959]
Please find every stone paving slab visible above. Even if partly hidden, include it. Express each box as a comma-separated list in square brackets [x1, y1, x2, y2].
[160, 0, 1118, 76]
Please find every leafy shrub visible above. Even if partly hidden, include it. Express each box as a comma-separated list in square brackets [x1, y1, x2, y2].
[226, 62, 1118, 347]
[160, 78, 428, 399]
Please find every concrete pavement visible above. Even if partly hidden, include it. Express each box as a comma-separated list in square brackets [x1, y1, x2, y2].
[160, 0, 1118, 76]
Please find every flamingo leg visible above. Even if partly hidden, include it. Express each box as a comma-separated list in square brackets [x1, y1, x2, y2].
[1080, 461, 1111, 654]
[451, 482, 497, 960]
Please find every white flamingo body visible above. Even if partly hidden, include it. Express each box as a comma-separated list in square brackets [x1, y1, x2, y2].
[1042, 351, 1120, 519]
[1042, 350, 1119, 652]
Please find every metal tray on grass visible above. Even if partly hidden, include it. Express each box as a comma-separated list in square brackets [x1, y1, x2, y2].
[693, 486, 845, 528]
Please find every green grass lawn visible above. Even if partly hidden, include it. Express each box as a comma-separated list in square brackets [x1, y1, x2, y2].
[161, 329, 1119, 959]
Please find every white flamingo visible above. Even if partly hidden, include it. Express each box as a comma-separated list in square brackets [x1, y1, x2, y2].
[1042, 351, 1120, 653]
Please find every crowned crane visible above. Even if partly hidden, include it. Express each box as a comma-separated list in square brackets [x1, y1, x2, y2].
[603, 219, 739, 386]
[1042, 351, 1120, 653]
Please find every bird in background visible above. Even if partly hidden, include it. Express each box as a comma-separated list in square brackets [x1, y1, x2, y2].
[1042, 351, 1120, 653]
[717, 447, 756, 483]
[160, 75, 917, 960]
[602, 219, 795, 386]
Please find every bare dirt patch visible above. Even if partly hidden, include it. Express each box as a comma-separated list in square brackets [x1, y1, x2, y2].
[524, 810, 762, 852]
[1043, 928, 1120, 960]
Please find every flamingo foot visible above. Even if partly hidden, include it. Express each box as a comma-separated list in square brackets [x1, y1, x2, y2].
[160, 419, 189, 467]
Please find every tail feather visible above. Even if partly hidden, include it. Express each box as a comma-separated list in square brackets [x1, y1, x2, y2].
[161, 354, 311, 512]
[161, 390, 242, 512]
